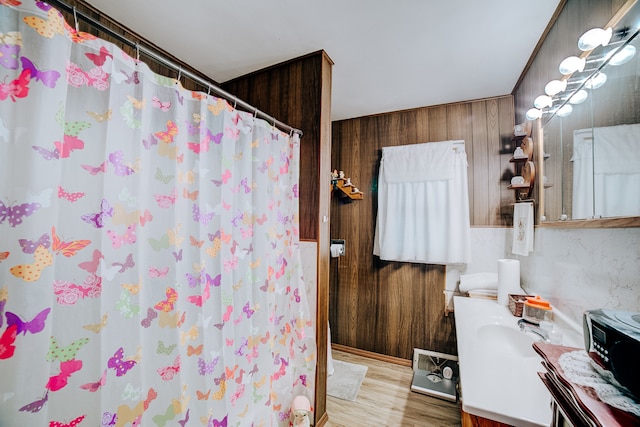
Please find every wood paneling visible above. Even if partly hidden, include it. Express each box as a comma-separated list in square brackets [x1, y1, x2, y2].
[316, 53, 334, 426]
[330, 97, 514, 360]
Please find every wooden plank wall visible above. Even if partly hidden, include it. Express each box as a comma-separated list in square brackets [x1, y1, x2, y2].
[330, 96, 514, 359]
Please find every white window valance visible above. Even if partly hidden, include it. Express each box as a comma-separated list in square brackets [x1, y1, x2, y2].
[373, 140, 471, 264]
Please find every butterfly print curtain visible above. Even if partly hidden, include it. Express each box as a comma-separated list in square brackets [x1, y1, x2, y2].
[0, 2, 316, 426]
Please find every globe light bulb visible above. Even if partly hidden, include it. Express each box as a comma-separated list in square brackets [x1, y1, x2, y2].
[559, 56, 586, 74]
[569, 89, 588, 104]
[584, 72, 607, 89]
[557, 104, 573, 118]
[578, 27, 613, 51]
[545, 79, 567, 96]
[525, 108, 542, 120]
[534, 95, 553, 109]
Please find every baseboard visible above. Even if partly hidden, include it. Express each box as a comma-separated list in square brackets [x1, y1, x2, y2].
[331, 343, 412, 368]
[315, 411, 329, 427]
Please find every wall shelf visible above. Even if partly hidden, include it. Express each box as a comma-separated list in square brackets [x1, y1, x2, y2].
[507, 183, 532, 189]
[332, 177, 363, 200]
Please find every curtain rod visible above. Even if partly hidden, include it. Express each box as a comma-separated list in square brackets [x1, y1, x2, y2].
[46, 0, 303, 137]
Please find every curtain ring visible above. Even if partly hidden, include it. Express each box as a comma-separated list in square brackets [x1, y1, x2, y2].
[176, 67, 182, 85]
[72, 7, 79, 33]
[207, 86, 211, 96]
[135, 42, 140, 63]
[233, 96, 237, 109]
[253, 108, 258, 119]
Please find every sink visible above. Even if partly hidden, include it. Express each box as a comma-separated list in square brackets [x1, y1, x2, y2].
[453, 296, 577, 426]
[476, 324, 537, 358]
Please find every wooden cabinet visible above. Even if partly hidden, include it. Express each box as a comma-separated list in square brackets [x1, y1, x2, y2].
[460, 408, 513, 427]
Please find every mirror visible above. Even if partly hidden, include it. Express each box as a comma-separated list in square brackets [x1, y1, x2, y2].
[539, 1, 640, 227]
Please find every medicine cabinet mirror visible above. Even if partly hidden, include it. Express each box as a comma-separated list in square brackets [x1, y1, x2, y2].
[538, 0, 640, 228]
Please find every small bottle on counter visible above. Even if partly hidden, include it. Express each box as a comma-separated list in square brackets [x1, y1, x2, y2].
[523, 295, 552, 325]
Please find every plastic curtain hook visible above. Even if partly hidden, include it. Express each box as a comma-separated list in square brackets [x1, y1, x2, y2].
[73, 7, 79, 33]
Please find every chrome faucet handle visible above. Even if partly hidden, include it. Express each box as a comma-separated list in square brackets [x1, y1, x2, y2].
[517, 318, 530, 329]
[517, 318, 550, 342]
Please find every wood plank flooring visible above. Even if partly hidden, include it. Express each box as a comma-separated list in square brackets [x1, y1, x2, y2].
[325, 348, 462, 427]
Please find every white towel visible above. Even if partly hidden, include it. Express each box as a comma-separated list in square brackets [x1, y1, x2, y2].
[512, 202, 534, 256]
[467, 289, 498, 300]
[459, 272, 498, 292]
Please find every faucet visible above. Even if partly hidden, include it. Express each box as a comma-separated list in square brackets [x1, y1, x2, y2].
[517, 319, 549, 342]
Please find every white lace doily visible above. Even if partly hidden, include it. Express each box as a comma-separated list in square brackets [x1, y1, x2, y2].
[558, 350, 640, 417]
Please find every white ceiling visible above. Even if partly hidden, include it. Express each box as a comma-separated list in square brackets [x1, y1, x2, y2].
[84, 0, 561, 122]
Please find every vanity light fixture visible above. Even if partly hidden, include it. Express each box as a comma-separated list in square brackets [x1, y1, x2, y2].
[525, 108, 542, 120]
[608, 44, 636, 66]
[534, 95, 553, 109]
[578, 27, 613, 51]
[545, 79, 568, 96]
[559, 56, 586, 74]
[584, 72, 607, 89]
[527, 22, 634, 126]
[569, 89, 588, 104]
[557, 104, 573, 117]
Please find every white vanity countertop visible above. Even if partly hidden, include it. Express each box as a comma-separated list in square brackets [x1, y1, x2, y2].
[453, 296, 583, 427]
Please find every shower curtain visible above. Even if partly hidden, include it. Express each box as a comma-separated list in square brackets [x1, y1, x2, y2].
[0, 2, 316, 426]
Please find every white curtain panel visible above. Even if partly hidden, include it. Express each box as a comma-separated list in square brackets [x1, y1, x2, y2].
[572, 124, 640, 219]
[373, 140, 471, 264]
[0, 2, 316, 426]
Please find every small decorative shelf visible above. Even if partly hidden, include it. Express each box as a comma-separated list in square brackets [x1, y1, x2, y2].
[332, 177, 363, 200]
[509, 156, 529, 163]
[507, 183, 532, 189]
[507, 160, 535, 201]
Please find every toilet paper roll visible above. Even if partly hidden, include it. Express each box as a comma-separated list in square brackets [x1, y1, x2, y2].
[497, 259, 521, 306]
[330, 244, 343, 258]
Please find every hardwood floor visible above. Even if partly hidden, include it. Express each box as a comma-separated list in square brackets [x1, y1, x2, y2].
[325, 348, 462, 427]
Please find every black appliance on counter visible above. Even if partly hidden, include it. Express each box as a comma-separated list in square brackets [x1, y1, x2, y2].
[584, 309, 640, 399]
